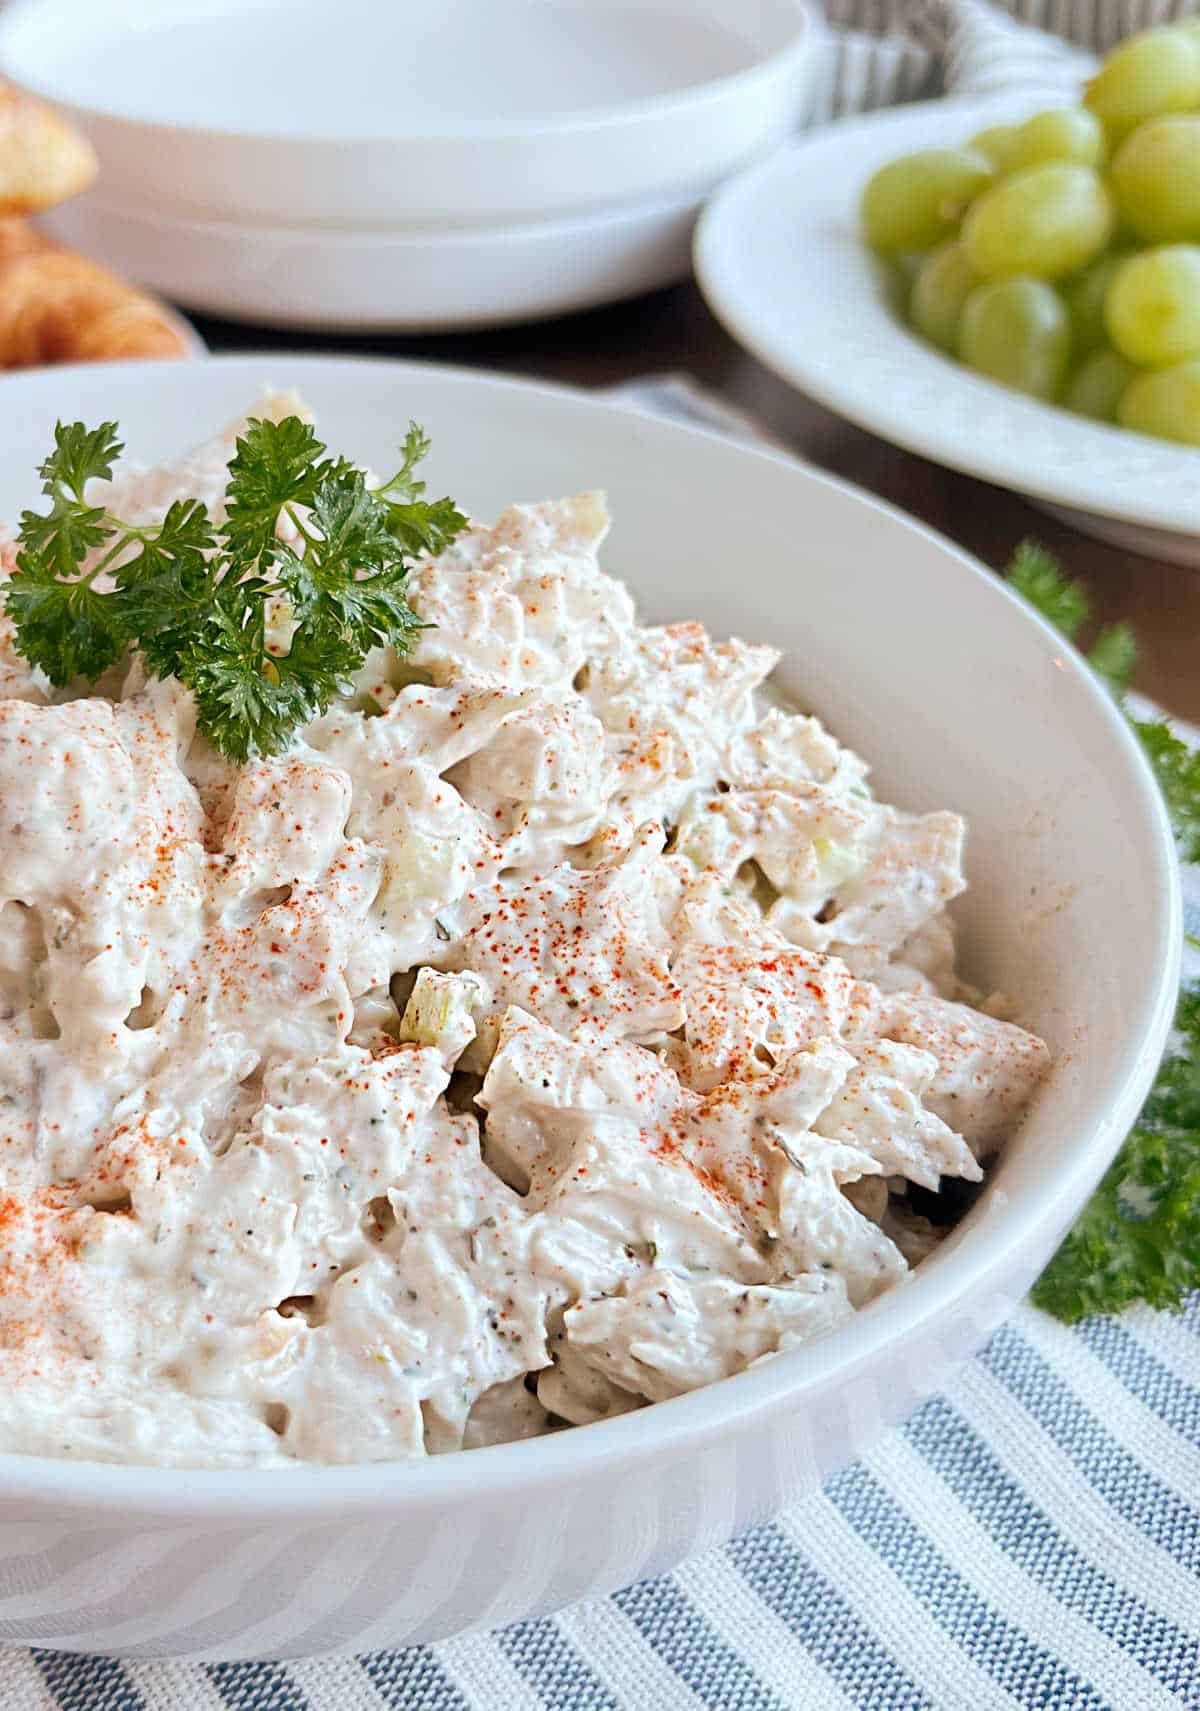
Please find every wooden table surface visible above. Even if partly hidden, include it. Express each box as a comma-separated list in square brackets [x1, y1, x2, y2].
[196, 280, 1200, 723]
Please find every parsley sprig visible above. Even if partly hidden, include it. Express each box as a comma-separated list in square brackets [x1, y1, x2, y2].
[1008, 540, 1200, 861]
[1031, 987, 1200, 1323]
[1006, 540, 1200, 1322]
[5, 416, 466, 762]
[1007, 541, 1139, 697]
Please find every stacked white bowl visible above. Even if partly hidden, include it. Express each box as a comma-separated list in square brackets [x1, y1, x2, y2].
[0, 0, 816, 332]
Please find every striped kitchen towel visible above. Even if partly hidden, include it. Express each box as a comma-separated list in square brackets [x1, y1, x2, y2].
[6, 3, 1200, 1706]
[813, 0, 1163, 120]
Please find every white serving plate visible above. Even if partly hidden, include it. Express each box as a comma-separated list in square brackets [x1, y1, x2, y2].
[0, 0, 814, 229]
[694, 97, 1200, 566]
[0, 355, 1179, 1659]
[43, 186, 701, 331]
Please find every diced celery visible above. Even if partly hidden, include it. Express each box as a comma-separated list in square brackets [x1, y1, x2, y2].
[813, 836, 865, 891]
[399, 968, 483, 1050]
[379, 832, 458, 915]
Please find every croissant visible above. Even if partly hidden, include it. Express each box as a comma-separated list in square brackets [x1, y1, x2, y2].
[0, 230, 192, 365]
[0, 84, 97, 216]
[0, 215, 52, 266]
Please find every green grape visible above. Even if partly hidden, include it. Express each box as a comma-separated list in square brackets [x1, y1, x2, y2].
[909, 241, 980, 350]
[1111, 116, 1200, 243]
[1063, 348, 1139, 420]
[1063, 255, 1127, 356]
[1005, 108, 1107, 171]
[1105, 245, 1200, 366]
[861, 148, 994, 252]
[958, 277, 1071, 398]
[963, 165, 1113, 280]
[970, 124, 1021, 171]
[1118, 356, 1200, 442]
[880, 253, 923, 314]
[1084, 28, 1200, 140]
[892, 252, 926, 288]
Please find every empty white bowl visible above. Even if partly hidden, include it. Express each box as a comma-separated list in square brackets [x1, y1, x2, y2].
[44, 184, 701, 330]
[0, 0, 815, 229]
[0, 355, 1179, 1660]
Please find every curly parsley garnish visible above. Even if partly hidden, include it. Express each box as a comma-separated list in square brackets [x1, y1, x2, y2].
[1007, 539, 1200, 1322]
[1007, 539, 1200, 861]
[5, 415, 466, 762]
[1030, 987, 1200, 1324]
[1007, 541, 1138, 697]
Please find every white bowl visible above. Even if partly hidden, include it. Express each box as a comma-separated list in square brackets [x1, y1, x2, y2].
[0, 0, 814, 230]
[0, 355, 1179, 1660]
[42, 185, 701, 332]
[694, 97, 1200, 565]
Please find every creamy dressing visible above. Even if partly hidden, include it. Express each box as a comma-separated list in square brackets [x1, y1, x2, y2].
[0, 398, 1050, 1466]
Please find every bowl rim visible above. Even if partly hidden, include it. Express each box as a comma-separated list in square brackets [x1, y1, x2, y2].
[57, 180, 707, 246]
[0, 352, 1181, 1520]
[693, 93, 1200, 541]
[0, 0, 814, 149]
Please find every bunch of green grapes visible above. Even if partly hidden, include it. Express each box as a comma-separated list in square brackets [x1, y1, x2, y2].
[861, 20, 1200, 445]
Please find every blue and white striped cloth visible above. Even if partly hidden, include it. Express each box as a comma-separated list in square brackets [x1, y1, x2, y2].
[7, 2, 1200, 1704]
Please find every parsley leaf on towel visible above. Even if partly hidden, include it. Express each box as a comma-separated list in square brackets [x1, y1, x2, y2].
[1008, 540, 1199, 1321]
